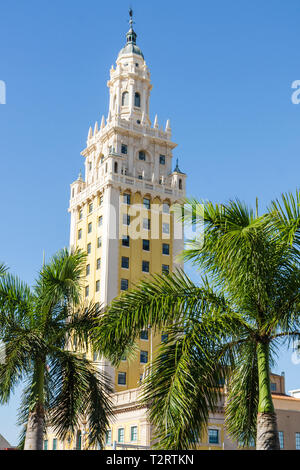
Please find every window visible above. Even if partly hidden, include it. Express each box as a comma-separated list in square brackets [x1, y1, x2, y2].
[143, 197, 150, 209]
[143, 218, 150, 230]
[97, 237, 102, 248]
[159, 155, 165, 165]
[85, 286, 89, 298]
[140, 350, 148, 364]
[270, 382, 277, 392]
[140, 330, 148, 340]
[44, 440, 48, 451]
[122, 91, 129, 106]
[123, 193, 131, 205]
[208, 429, 219, 445]
[79, 209, 83, 220]
[86, 264, 90, 276]
[121, 279, 128, 291]
[161, 334, 168, 343]
[98, 216, 103, 227]
[142, 260, 150, 273]
[162, 264, 169, 274]
[134, 92, 141, 107]
[78, 229, 82, 240]
[87, 243, 91, 254]
[89, 162, 92, 171]
[179, 179, 183, 190]
[118, 372, 126, 385]
[163, 202, 170, 214]
[143, 239, 150, 251]
[123, 214, 130, 226]
[138, 174, 143, 180]
[121, 144, 128, 155]
[99, 195, 103, 206]
[96, 258, 101, 270]
[52, 439, 57, 450]
[131, 426, 138, 442]
[122, 235, 130, 247]
[114, 162, 118, 173]
[162, 243, 170, 255]
[106, 430, 112, 445]
[278, 431, 284, 449]
[118, 428, 125, 443]
[296, 432, 300, 450]
[89, 203, 93, 213]
[162, 223, 170, 234]
[88, 222, 92, 233]
[76, 431, 82, 450]
[121, 257, 129, 269]
[96, 280, 100, 292]
[139, 150, 146, 161]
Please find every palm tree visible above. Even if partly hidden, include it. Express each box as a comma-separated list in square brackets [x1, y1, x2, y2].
[97, 197, 300, 450]
[0, 249, 113, 450]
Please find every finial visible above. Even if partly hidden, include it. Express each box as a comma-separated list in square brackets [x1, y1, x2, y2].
[174, 158, 182, 173]
[78, 169, 83, 180]
[129, 8, 134, 26]
[126, 8, 137, 44]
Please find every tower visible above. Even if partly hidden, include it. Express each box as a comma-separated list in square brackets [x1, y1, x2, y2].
[68, 11, 186, 448]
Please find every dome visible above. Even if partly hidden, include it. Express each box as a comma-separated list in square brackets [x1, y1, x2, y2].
[118, 43, 144, 59]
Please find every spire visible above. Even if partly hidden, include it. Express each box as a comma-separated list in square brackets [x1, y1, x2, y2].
[154, 114, 159, 129]
[126, 8, 137, 45]
[174, 158, 184, 174]
[88, 126, 93, 140]
[165, 119, 171, 133]
[94, 121, 98, 135]
[100, 115, 105, 130]
[78, 169, 83, 181]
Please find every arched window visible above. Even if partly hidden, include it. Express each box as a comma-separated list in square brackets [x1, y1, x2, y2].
[134, 92, 141, 107]
[122, 92, 129, 106]
[114, 162, 118, 173]
[179, 179, 182, 190]
[76, 431, 82, 450]
[138, 150, 146, 161]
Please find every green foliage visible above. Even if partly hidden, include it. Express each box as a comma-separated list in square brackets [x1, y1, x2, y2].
[0, 248, 113, 447]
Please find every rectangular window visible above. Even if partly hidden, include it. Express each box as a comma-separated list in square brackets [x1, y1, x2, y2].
[86, 264, 90, 276]
[78, 229, 82, 240]
[143, 239, 150, 251]
[296, 432, 300, 450]
[163, 202, 170, 214]
[123, 193, 131, 205]
[162, 264, 169, 274]
[121, 144, 128, 155]
[118, 372, 126, 385]
[118, 428, 125, 443]
[140, 330, 149, 340]
[162, 243, 170, 255]
[96, 280, 100, 292]
[143, 197, 151, 210]
[139, 151, 146, 161]
[143, 218, 150, 230]
[270, 382, 277, 392]
[208, 429, 219, 445]
[97, 258, 101, 270]
[142, 260, 150, 273]
[98, 216, 103, 227]
[121, 256, 129, 269]
[52, 439, 57, 450]
[87, 243, 91, 254]
[79, 209, 83, 220]
[131, 426, 138, 442]
[140, 350, 148, 364]
[278, 431, 284, 449]
[99, 195, 103, 206]
[123, 214, 130, 226]
[106, 430, 112, 445]
[85, 286, 89, 298]
[44, 440, 48, 451]
[88, 222, 92, 233]
[159, 154, 166, 165]
[89, 203, 93, 213]
[121, 279, 128, 291]
[97, 237, 102, 248]
[122, 235, 130, 247]
[162, 223, 170, 234]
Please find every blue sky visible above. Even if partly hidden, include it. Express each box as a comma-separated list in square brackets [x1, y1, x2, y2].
[0, 0, 300, 445]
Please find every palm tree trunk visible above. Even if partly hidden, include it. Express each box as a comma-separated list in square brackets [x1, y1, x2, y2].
[24, 359, 45, 450]
[256, 341, 280, 450]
